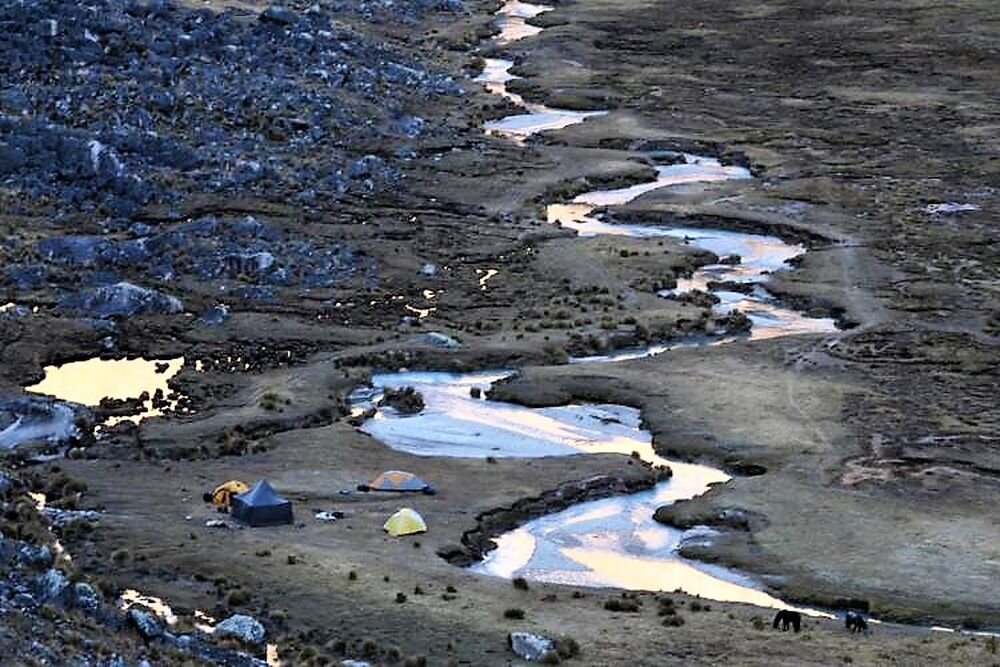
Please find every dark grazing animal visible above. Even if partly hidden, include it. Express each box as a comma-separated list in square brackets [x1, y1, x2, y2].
[845, 610, 869, 634]
[772, 609, 801, 632]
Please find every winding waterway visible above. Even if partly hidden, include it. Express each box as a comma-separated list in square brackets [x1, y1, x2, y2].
[352, 372, 802, 610]
[350, 0, 845, 613]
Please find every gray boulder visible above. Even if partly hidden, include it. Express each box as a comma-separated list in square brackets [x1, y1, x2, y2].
[214, 614, 265, 645]
[58, 281, 183, 317]
[20, 544, 53, 568]
[198, 304, 230, 326]
[33, 568, 69, 603]
[260, 5, 298, 25]
[129, 608, 163, 639]
[508, 632, 558, 663]
[422, 332, 461, 349]
[11, 592, 37, 609]
[72, 582, 102, 613]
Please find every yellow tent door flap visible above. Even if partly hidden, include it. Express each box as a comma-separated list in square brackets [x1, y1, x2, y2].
[383, 508, 427, 537]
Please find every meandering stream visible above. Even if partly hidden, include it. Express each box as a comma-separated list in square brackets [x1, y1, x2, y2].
[350, 0, 845, 612]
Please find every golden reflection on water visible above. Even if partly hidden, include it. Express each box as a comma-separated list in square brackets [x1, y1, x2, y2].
[494, 1, 552, 44]
[496, 18, 544, 44]
[405, 304, 436, 319]
[574, 168, 745, 208]
[477, 268, 499, 290]
[433, 397, 646, 455]
[119, 588, 178, 625]
[474, 59, 526, 105]
[194, 609, 217, 634]
[484, 108, 603, 140]
[26, 356, 185, 425]
[547, 202, 598, 226]
[561, 548, 808, 610]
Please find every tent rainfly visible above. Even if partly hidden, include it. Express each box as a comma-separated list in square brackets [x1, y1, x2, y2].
[231, 480, 294, 527]
[383, 507, 427, 537]
[361, 470, 435, 494]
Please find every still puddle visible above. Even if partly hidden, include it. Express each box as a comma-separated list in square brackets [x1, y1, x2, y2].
[120, 588, 179, 625]
[354, 370, 823, 611]
[194, 609, 218, 634]
[26, 356, 185, 426]
[405, 304, 436, 319]
[477, 268, 500, 290]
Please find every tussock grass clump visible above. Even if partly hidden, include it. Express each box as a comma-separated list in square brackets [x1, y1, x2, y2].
[542, 343, 569, 364]
[382, 387, 425, 414]
[553, 635, 581, 659]
[503, 607, 525, 620]
[226, 588, 251, 607]
[604, 597, 640, 613]
[657, 596, 676, 616]
[259, 391, 290, 411]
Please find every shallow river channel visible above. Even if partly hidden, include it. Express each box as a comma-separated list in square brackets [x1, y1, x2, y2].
[348, 0, 849, 614]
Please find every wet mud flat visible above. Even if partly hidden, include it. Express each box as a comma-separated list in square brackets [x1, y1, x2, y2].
[0, 0, 998, 664]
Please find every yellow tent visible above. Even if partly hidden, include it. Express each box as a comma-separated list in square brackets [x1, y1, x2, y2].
[204, 480, 249, 510]
[383, 508, 427, 537]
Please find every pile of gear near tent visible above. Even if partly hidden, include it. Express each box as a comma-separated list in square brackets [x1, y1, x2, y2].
[231, 480, 294, 527]
[359, 470, 435, 494]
